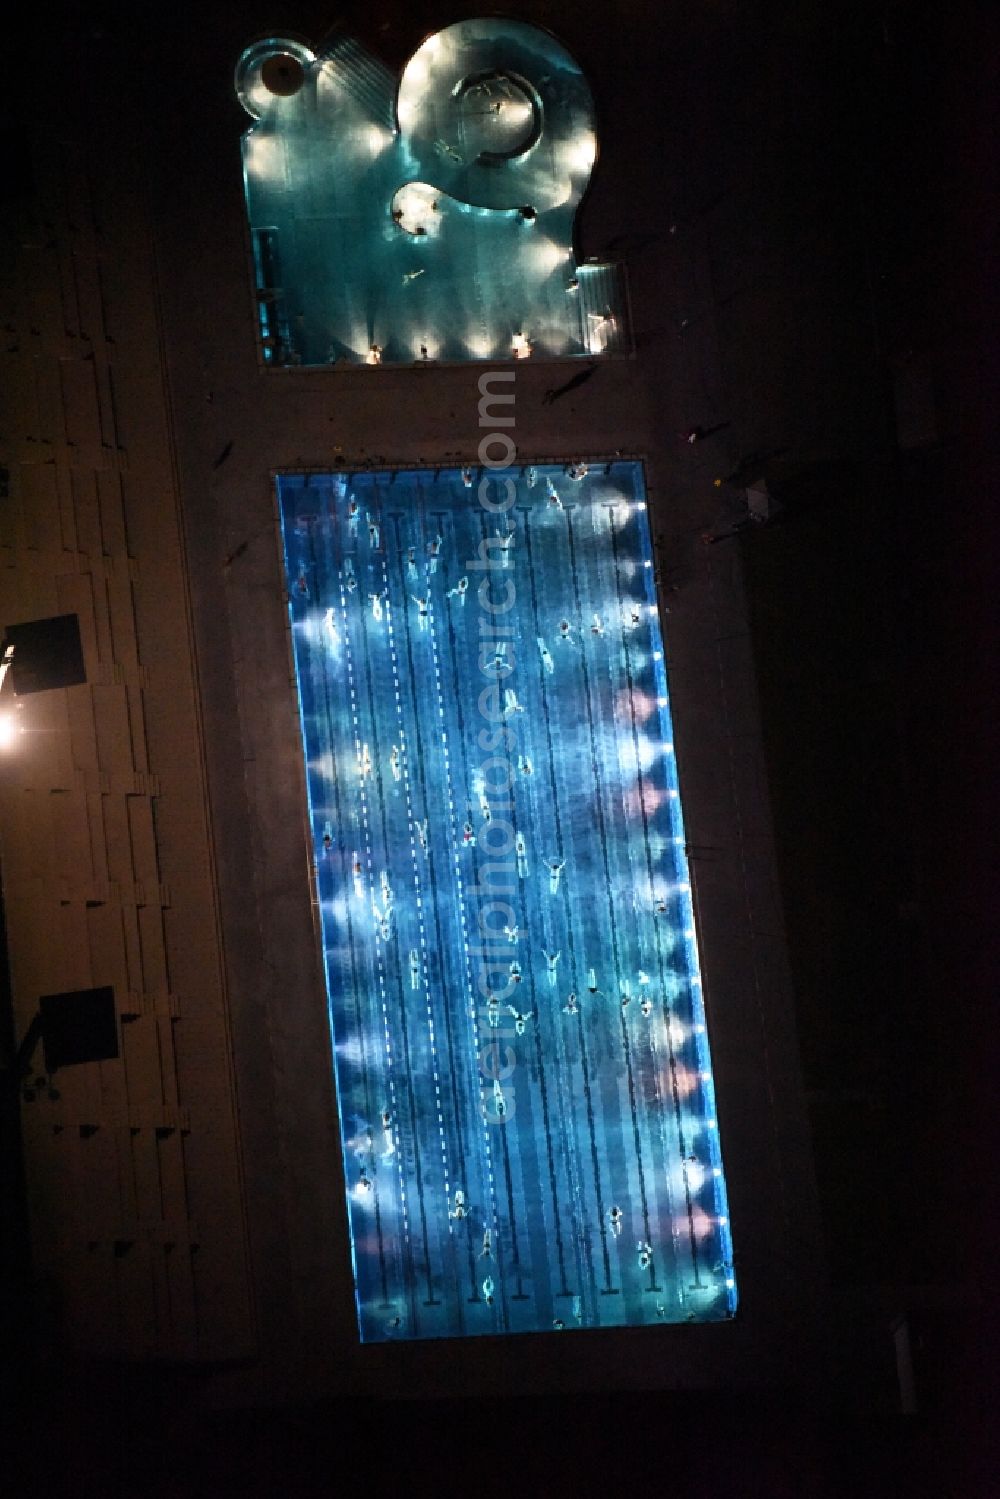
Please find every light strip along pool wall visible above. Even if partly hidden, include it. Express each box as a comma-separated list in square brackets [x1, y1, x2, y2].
[278, 461, 736, 1341]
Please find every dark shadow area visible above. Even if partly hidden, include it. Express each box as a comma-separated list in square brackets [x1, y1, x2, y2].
[732, 0, 997, 1484]
[2, 1370, 982, 1498]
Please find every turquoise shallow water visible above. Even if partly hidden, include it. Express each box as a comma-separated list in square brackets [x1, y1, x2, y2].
[279, 462, 736, 1342]
[238, 21, 628, 366]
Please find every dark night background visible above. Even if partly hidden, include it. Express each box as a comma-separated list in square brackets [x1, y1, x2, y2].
[1, 0, 997, 1491]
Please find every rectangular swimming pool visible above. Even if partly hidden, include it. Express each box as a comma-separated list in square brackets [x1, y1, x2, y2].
[278, 462, 736, 1341]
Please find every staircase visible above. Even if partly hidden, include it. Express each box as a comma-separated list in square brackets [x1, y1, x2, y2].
[576, 259, 630, 355]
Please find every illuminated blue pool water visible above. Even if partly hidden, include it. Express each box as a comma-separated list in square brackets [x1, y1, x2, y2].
[237, 21, 628, 366]
[278, 463, 736, 1340]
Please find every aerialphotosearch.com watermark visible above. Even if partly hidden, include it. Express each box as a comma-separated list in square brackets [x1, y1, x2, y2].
[465, 369, 525, 1128]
